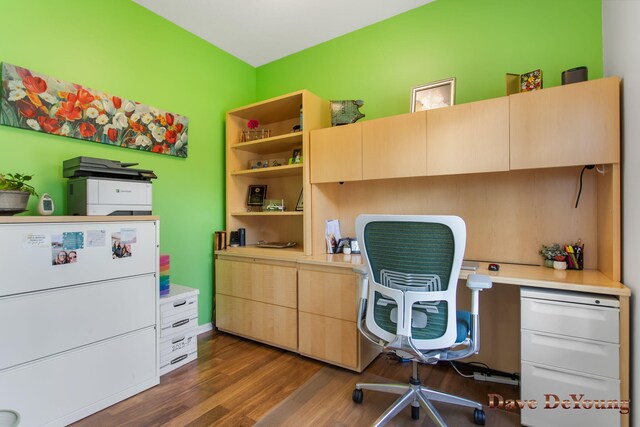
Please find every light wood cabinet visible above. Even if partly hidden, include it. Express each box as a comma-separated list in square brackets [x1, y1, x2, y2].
[297, 265, 380, 371]
[310, 123, 362, 183]
[510, 77, 620, 170]
[215, 257, 298, 350]
[427, 97, 509, 176]
[362, 111, 427, 180]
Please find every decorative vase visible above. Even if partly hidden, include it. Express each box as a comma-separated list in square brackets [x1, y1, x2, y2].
[544, 259, 554, 268]
[553, 261, 567, 270]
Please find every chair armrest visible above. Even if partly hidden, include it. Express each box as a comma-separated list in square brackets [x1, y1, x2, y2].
[353, 267, 369, 300]
[466, 273, 492, 291]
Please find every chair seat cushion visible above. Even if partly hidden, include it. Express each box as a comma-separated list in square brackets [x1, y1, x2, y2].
[456, 310, 471, 343]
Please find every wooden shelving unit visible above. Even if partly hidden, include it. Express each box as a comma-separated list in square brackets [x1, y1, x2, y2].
[225, 90, 330, 254]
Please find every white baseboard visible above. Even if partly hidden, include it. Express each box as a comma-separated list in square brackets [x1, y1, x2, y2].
[196, 322, 214, 335]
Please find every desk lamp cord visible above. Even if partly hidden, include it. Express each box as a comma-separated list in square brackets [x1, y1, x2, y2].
[575, 165, 595, 208]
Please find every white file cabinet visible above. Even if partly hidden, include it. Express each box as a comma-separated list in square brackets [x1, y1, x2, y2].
[0, 217, 159, 427]
[160, 284, 199, 375]
[520, 287, 621, 427]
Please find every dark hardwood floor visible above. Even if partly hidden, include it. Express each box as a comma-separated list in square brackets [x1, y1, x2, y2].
[72, 330, 519, 426]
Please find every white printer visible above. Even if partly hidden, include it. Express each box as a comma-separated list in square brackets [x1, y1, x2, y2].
[64, 157, 157, 216]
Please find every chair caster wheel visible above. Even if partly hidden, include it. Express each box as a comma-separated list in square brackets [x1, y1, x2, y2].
[411, 405, 420, 420]
[474, 408, 486, 425]
[352, 388, 363, 404]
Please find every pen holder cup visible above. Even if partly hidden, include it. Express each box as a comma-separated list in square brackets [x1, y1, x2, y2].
[566, 250, 584, 270]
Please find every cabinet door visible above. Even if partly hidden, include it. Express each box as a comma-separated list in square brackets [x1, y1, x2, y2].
[362, 111, 427, 180]
[215, 259, 297, 308]
[298, 312, 358, 369]
[310, 123, 362, 183]
[298, 269, 357, 321]
[510, 77, 620, 170]
[216, 294, 298, 350]
[427, 97, 509, 175]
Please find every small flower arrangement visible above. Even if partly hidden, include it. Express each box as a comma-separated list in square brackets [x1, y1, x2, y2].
[241, 119, 270, 141]
[539, 243, 567, 261]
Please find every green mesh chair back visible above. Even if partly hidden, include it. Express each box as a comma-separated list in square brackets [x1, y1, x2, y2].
[363, 220, 455, 340]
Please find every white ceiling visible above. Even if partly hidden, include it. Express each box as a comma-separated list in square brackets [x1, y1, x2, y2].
[132, 0, 434, 67]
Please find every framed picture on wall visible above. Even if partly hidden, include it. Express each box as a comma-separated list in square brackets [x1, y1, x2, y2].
[410, 77, 456, 112]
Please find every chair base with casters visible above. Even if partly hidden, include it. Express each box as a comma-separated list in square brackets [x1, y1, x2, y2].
[352, 359, 485, 427]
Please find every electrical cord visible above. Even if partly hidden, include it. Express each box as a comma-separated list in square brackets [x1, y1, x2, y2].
[575, 165, 595, 208]
[449, 361, 474, 378]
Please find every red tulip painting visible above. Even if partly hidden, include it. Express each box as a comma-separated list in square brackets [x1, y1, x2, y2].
[0, 62, 188, 157]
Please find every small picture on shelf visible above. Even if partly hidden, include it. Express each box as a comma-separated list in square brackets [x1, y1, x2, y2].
[247, 185, 267, 206]
[249, 159, 269, 169]
[289, 148, 302, 164]
[295, 190, 303, 211]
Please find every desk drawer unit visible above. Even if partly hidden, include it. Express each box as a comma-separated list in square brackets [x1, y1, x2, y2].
[159, 284, 199, 375]
[520, 287, 621, 427]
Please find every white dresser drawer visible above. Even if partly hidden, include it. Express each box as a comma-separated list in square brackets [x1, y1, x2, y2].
[521, 297, 619, 343]
[521, 361, 622, 427]
[0, 221, 158, 296]
[0, 274, 156, 371]
[160, 308, 198, 338]
[160, 330, 198, 365]
[521, 329, 619, 379]
[161, 294, 198, 318]
[160, 349, 197, 376]
[0, 327, 157, 427]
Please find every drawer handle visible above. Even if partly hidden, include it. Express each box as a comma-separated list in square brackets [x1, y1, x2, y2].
[172, 336, 185, 344]
[172, 319, 190, 328]
[170, 354, 188, 365]
[173, 300, 187, 308]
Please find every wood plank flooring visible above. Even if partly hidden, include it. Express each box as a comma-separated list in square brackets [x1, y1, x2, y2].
[72, 330, 519, 426]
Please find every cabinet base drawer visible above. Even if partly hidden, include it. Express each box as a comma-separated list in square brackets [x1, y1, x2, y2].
[0, 328, 157, 427]
[161, 330, 198, 365]
[161, 293, 198, 318]
[521, 329, 619, 379]
[521, 294, 619, 343]
[216, 294, 297, 350]
[160, 309, 198, 338]
[160, 350, 197, 376]
[298, 312, 358, 369]
[521, 361, 622, 427]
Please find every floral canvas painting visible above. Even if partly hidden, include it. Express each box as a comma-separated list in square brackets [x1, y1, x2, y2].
[0, 63, 188, 157]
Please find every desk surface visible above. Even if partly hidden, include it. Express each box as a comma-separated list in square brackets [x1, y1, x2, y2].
[298, 254, 630, 297]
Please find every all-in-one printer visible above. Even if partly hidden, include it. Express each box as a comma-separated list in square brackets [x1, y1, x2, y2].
[64, 157, 157, 216]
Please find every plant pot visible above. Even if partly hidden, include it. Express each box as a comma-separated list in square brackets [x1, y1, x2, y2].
[0, 190, 30, 215]
[544, 259, 554, 268]
[553, 260, 567, 270]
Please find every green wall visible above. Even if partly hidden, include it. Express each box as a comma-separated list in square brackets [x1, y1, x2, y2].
[257, 0, 603, 120]
[0, 0, 604, 327]
[0, 0, 256, 324]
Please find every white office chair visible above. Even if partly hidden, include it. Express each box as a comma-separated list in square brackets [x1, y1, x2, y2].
[0, 410, 20, 427]
[353, 215, 492, 426]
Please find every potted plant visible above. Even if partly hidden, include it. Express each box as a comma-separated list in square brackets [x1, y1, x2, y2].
[539, 243, 568, 270]
[0, 173, 37, 215]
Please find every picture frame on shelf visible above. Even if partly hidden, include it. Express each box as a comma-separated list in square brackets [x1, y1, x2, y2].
[247, 185, 267, 206]
[410, 77, 456, 112]
[295, 190, 303, 211]
[290, 148, 302, 164]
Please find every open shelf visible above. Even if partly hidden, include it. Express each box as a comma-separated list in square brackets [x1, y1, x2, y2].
[231, 211, 303, 216]
[231, 132, 303, 154]
[231, 163, 302, 178]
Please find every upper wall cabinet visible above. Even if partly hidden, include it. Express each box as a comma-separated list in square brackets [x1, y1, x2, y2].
[310, 123, 362, 184]
[510, 77, 620, 170]
[427, 97, 509, 176]
[362, 111, 427, 180]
